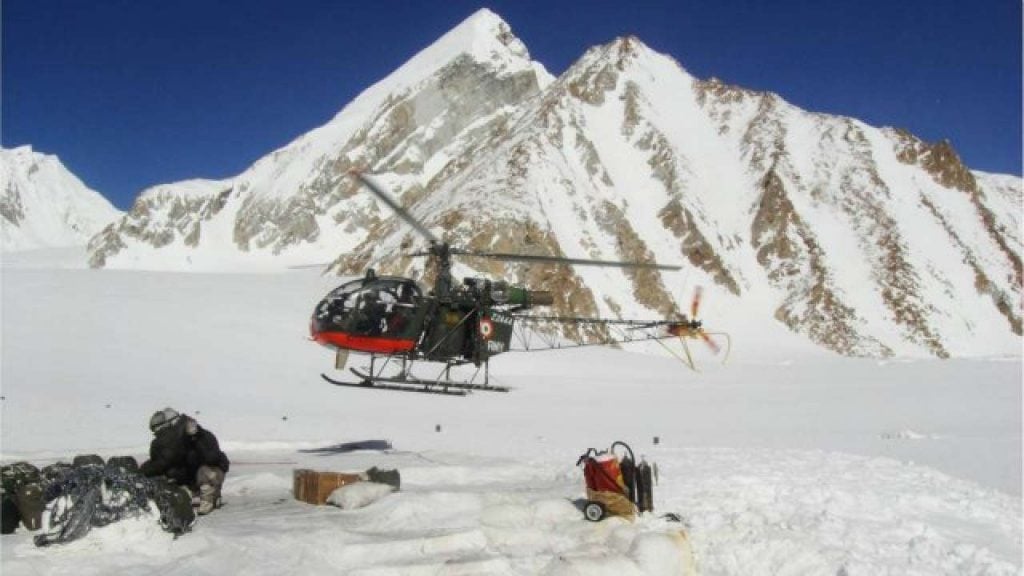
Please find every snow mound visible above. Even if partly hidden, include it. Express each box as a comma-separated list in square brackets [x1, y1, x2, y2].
[327, 481, 395, 510]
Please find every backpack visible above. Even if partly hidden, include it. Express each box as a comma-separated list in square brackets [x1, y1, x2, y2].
[1, 462, 42, 533]
[148, 477, 196, 536]
[72, 454, 105, 468]
[1, 461, 41, 494]
[1, 493, 20, 535]
[366, 467, 401, 491]
[106, 456, 140, 474]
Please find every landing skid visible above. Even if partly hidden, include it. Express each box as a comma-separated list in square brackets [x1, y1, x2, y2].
[321, 373, 468, 396]
[323, 354, 510, 396]
[349, 368, 510, 393]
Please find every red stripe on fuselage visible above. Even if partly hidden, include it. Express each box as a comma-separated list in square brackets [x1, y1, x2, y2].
[312, 331, 416, 354]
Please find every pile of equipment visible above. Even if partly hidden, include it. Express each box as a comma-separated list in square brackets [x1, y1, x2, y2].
[1, 456, 196, 546]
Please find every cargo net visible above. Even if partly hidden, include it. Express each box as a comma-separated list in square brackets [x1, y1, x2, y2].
[34, 465, 194, 546]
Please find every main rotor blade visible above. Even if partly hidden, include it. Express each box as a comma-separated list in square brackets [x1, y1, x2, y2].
[350, 171, 440, 245]
[454, 250, 681, 271]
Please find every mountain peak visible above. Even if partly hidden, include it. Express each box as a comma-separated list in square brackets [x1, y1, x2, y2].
[1, 146, 121, 252]
[2, 145, 42, 167]
[565, 34, 688, 81]
[392, 8, 539, 82]
[443, 8, 521, 53]
[6, 144, 35, 156]
[453, 7, 509, 37]
[316, 9, 549, 132]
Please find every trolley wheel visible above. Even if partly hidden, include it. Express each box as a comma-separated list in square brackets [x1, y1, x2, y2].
[583, 501, 606, 522]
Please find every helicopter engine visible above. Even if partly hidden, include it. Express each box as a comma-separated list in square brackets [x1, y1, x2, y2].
[464, 278, 554, 308]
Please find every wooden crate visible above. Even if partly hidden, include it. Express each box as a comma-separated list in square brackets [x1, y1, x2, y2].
[293, 469, 363, 505]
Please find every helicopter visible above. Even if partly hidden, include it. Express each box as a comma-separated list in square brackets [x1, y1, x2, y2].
[310, 172, 730, 396]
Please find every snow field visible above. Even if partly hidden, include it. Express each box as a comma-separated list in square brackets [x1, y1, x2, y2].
[2, 446, 1018, 575]
[0, 251, 1020, 574]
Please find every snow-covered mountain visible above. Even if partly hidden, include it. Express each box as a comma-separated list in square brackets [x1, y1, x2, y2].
[1, 146, 122, 252]
[86, 9, 1022, 357]
[87, 9, 552, 271]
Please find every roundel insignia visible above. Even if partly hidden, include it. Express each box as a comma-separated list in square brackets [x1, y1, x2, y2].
[479, 317, 494, 340]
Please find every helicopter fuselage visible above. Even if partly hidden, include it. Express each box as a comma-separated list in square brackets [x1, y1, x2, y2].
[310, 275, 426, 355]
[310, 271, 541, 366]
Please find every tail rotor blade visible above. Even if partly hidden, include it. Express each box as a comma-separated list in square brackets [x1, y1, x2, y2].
[699, 330, 721, 355]
[690, 286, 704, 319]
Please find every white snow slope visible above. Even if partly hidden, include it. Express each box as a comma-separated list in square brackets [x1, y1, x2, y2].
[0, 146, 122, 252]
[0, 251, 1020, 575]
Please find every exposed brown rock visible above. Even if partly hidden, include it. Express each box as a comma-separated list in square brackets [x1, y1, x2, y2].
[919, 194, 1022, 335]
[573, 128, 614, 186]
[892, 130, 1023, 292]
[872, 223, 948, 357]
[973, 196, 1023, 289]
[565, 38, 640, 106]
[636, 129, 685, 197]
[893, 131, 976, 192]
[739, 96, 785, 175]
[1, 184, 24, 225]
[568, 65, 618, 106]
[184, 223, 201, 247]
[86, 223, 125, 268]
[88, 187, 235, 266]
[595, 200, 677, 316]
[692, 77, 761, 135]
[620, 101, 743, 296]
[830, 125, 947, 356]
[621, 82, 643, 138]
[659, 199, 740, 296]
[235, 195, 320, 253]
[751, 167, 890, 356]
[693, 76, 754, 107]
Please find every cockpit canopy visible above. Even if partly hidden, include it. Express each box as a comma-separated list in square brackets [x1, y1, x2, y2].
[324, 277, 422, 311]
[313, 276, 424, 341]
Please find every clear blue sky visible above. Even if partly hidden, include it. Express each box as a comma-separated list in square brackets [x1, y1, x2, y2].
[3, 0, 1020, 210]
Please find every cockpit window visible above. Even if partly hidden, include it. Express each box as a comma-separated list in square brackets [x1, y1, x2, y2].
[328, 279, 420, 302]
[318, 278, 423, 338]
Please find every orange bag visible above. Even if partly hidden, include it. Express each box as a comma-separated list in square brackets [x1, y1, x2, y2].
[583, 453, 625, 494]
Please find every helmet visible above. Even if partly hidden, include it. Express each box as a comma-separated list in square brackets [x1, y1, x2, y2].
[149, 407, 179, 432]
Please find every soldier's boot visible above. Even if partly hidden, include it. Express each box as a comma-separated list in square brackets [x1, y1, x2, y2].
[195, 466, 225, 515]
[197, 484, 218, 515]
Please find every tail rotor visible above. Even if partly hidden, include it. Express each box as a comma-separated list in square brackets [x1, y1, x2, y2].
[665, 286, 731, 371]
